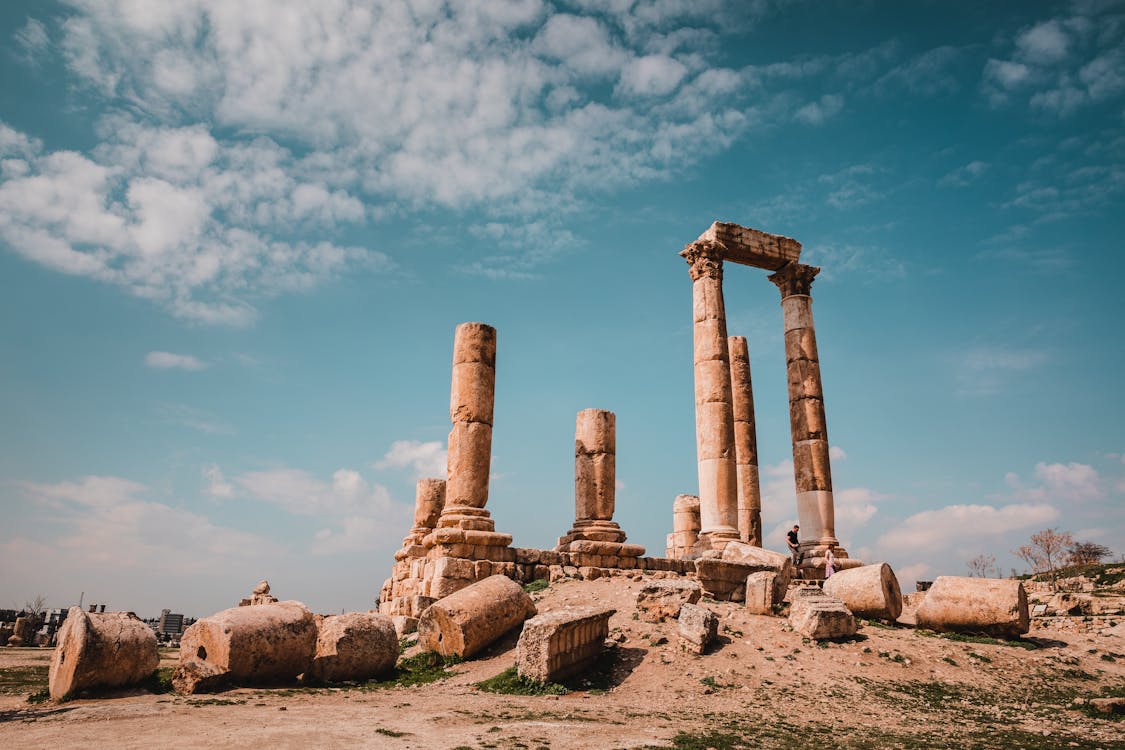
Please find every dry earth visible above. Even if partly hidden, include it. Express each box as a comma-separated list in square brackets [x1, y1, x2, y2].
[2, 578, 1123, 749]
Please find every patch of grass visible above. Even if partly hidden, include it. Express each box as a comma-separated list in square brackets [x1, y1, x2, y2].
[374, 728, 409, 737]
[942, 656, 958, 666]
[26, 688, 51, 704]
[967, 651, 992, 663]
[523, 579, 549, 593]
[860, 617, 896, 630]
[0, 665, 49, 695]
[142, 667, 175, 694]
[368, 651, 463, 689]
[1060, 668, 1096, 681]
[187, 697, 245, 706]
[700, 675, 737, 690]
[475, 667, 568, 696]
[915, 629, 1039, 649]
[658, 730, 747, 749]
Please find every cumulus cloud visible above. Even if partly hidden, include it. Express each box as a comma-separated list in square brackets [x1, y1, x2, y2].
[793, 93, 844, 125]
[875, 502, 1059, 555]
[145, 351, 207, 370]
[13, 475, 278, 575]
[375, 440, 448, 479]
[1004, 461, 1103, 503]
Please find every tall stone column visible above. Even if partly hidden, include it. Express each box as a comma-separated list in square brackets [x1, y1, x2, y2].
[437, 323, 505, 538]
[556, 409, 644, 557]
[767, 263, 845, 561]
[727, 336, 763, 546]
[680, 240, 739, 548]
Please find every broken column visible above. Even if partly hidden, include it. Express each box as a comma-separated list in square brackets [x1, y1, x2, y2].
[406, 478, 445, 546]
[915, 576, 1029, 638]
[516, 606, 616, 682]
[666, 494, 701, 559]
[48, 607, 160, 700]
[381, 478, 446, 622]
[822, 563, 903, 621]
[417, 574, 536, 659]
[728, 336, 763, 546]
[172, 600, 317, 694]
[556, 409, 643, 560]
[305, 612, 398, 684]
[681, 240, 740, 550]
[767, 262, 848, 571]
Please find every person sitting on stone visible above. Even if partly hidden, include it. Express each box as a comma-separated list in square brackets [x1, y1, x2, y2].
[787, 524, 800, 566]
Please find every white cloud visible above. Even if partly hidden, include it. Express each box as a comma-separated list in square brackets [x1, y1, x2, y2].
[145, 351, 208, 370]
[1004, 461, 1103, 503]
[13, 18, 50, 64]
[618, 54, 688, 96]
[895, 562, 931, 588]
[875, 502, 1059, 555]
[835, 487, 885, 527]
[14, 475, 278, 575]
[939, 160, 989, 188]
[236, 466, 396, 517]
[1016, 20, 1070, 65]
[793, 93, 843, 125]
[953, 345, 1047, 396]
[874, 46, 961, 96]
[203, 464, 234, 499]
[829, 445, 847, 461]
[375, 440, 448, 479]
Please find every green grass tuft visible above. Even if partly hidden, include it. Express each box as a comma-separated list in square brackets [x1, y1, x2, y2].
[475, 667, 568, 696]
[915, 629, 1039, 649]
[523, 579, 549, 593]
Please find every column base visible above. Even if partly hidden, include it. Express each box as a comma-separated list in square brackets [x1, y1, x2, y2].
[698, 528, 740, 552]
[556, 519, 628, 546]
[436, 505, 497, 533]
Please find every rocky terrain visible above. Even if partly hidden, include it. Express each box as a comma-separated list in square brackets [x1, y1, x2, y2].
[1, 573, 1123, 749]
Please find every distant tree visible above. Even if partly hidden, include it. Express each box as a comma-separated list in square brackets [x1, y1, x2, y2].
[1013, 528, 1074, 590]
[1068, 541, 1111, 567]
[23, 595, 47, 619]
[966, 554, 998, 578]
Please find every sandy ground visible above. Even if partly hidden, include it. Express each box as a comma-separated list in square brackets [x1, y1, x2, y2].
[2, 578, 1123, 749]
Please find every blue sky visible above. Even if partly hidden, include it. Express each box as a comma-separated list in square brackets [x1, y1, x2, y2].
[1, 0, 1122, 617]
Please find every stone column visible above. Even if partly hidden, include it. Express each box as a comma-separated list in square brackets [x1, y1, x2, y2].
[666, 494, 701, 559]
[557, 410, 644, 556]
[767, 263, 844, 560]
[404, 478, 445, 546]
[680, 240, 740, 548]
[727, 336, 763, 546]
[437, 323, 504, 537]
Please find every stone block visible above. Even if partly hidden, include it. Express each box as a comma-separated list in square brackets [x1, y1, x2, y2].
[48, 607, 159, 700]
[788, 597, 856, 640]
[417, 575, 536, 659]
[695, 557, 778, 602]
[391, 616, 418, 636]
[677, 603, 718, 655]
[914, 576, 1029, 639]
[745, 571, 780, 615]
[172, 600, 317, 694]
[515, 606, 615, 683]
[306, 612, 398, 684]
[636, 579, 702, 622]
[823, 562, 902, 621]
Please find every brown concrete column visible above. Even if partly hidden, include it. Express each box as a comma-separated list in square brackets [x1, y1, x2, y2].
[680, 240, 739, 548]
[439, 322, 498, 532]
[767, 263, 842, 557]
[727, 336, 763, 546]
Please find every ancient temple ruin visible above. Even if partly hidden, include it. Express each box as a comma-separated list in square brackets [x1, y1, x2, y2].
[379, 221, 860, 623]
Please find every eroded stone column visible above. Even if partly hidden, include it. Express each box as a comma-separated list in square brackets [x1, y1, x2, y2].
[557, 409, 643, 557]
[404, 478, 445, 546]
[436, 323, 509, 545]
[680, 240, 739, 548]
[727, 336, 763, 546]
[767, 263, 845, 563]
[665, 494, 701, 559]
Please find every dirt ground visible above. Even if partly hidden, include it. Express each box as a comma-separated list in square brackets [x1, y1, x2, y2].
[2, 577, 1123, 749]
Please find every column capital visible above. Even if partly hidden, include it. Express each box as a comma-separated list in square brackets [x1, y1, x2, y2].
[768, 262, 820, 298]
[681, 240, 724, 282]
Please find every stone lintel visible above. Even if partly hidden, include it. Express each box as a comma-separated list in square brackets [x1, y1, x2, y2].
[696, 222, 802, 271]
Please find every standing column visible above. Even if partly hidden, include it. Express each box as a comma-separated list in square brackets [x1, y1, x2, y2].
[727, 336, 763, 546]
[680, 240, 739, 548]
[767, 263, 844, 561]
[438, 322, 502, 535]
[556, 409, 644, 556]
[405, 478, 445, 546]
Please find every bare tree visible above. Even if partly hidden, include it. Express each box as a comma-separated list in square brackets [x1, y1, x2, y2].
[967, 554, 998, 578]
[23, 595, 47, 619]
[1013, 528, 1074, 590]
[1068, 541, 1111, 567]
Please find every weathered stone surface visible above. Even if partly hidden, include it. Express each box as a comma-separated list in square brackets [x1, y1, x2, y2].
[677, 603, 718, 655]
[789, 597, 856, 640]
[515, 606, 615, 683]
[244, 579, 279, 606]
[727, 336, 762, 546]
[744, 571, 780, 615]
[636, 579, 702, 622]
[391, 615, 418, 636]
[306, 612, 397, 684]
[48, 607, 159, 700]
[695, 221, 802, 271]
[7, 615, 39, 646]
[915, 576, 1029, 639]
[695, 557, 781, 602]
[823, 562, 903, 621]
[721, 542, 795, 583]
[172, 600, 317, 694]
[417, 575, 536, 659]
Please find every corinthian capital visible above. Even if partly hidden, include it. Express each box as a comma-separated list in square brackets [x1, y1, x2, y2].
[680, 240, 724, 282]
[768, 262, 820, 298]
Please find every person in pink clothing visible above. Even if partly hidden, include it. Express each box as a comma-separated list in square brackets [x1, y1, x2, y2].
[824, 547, 837, 579]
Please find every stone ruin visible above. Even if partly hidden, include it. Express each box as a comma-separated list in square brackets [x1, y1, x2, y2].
[380, 221, 866, 620]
